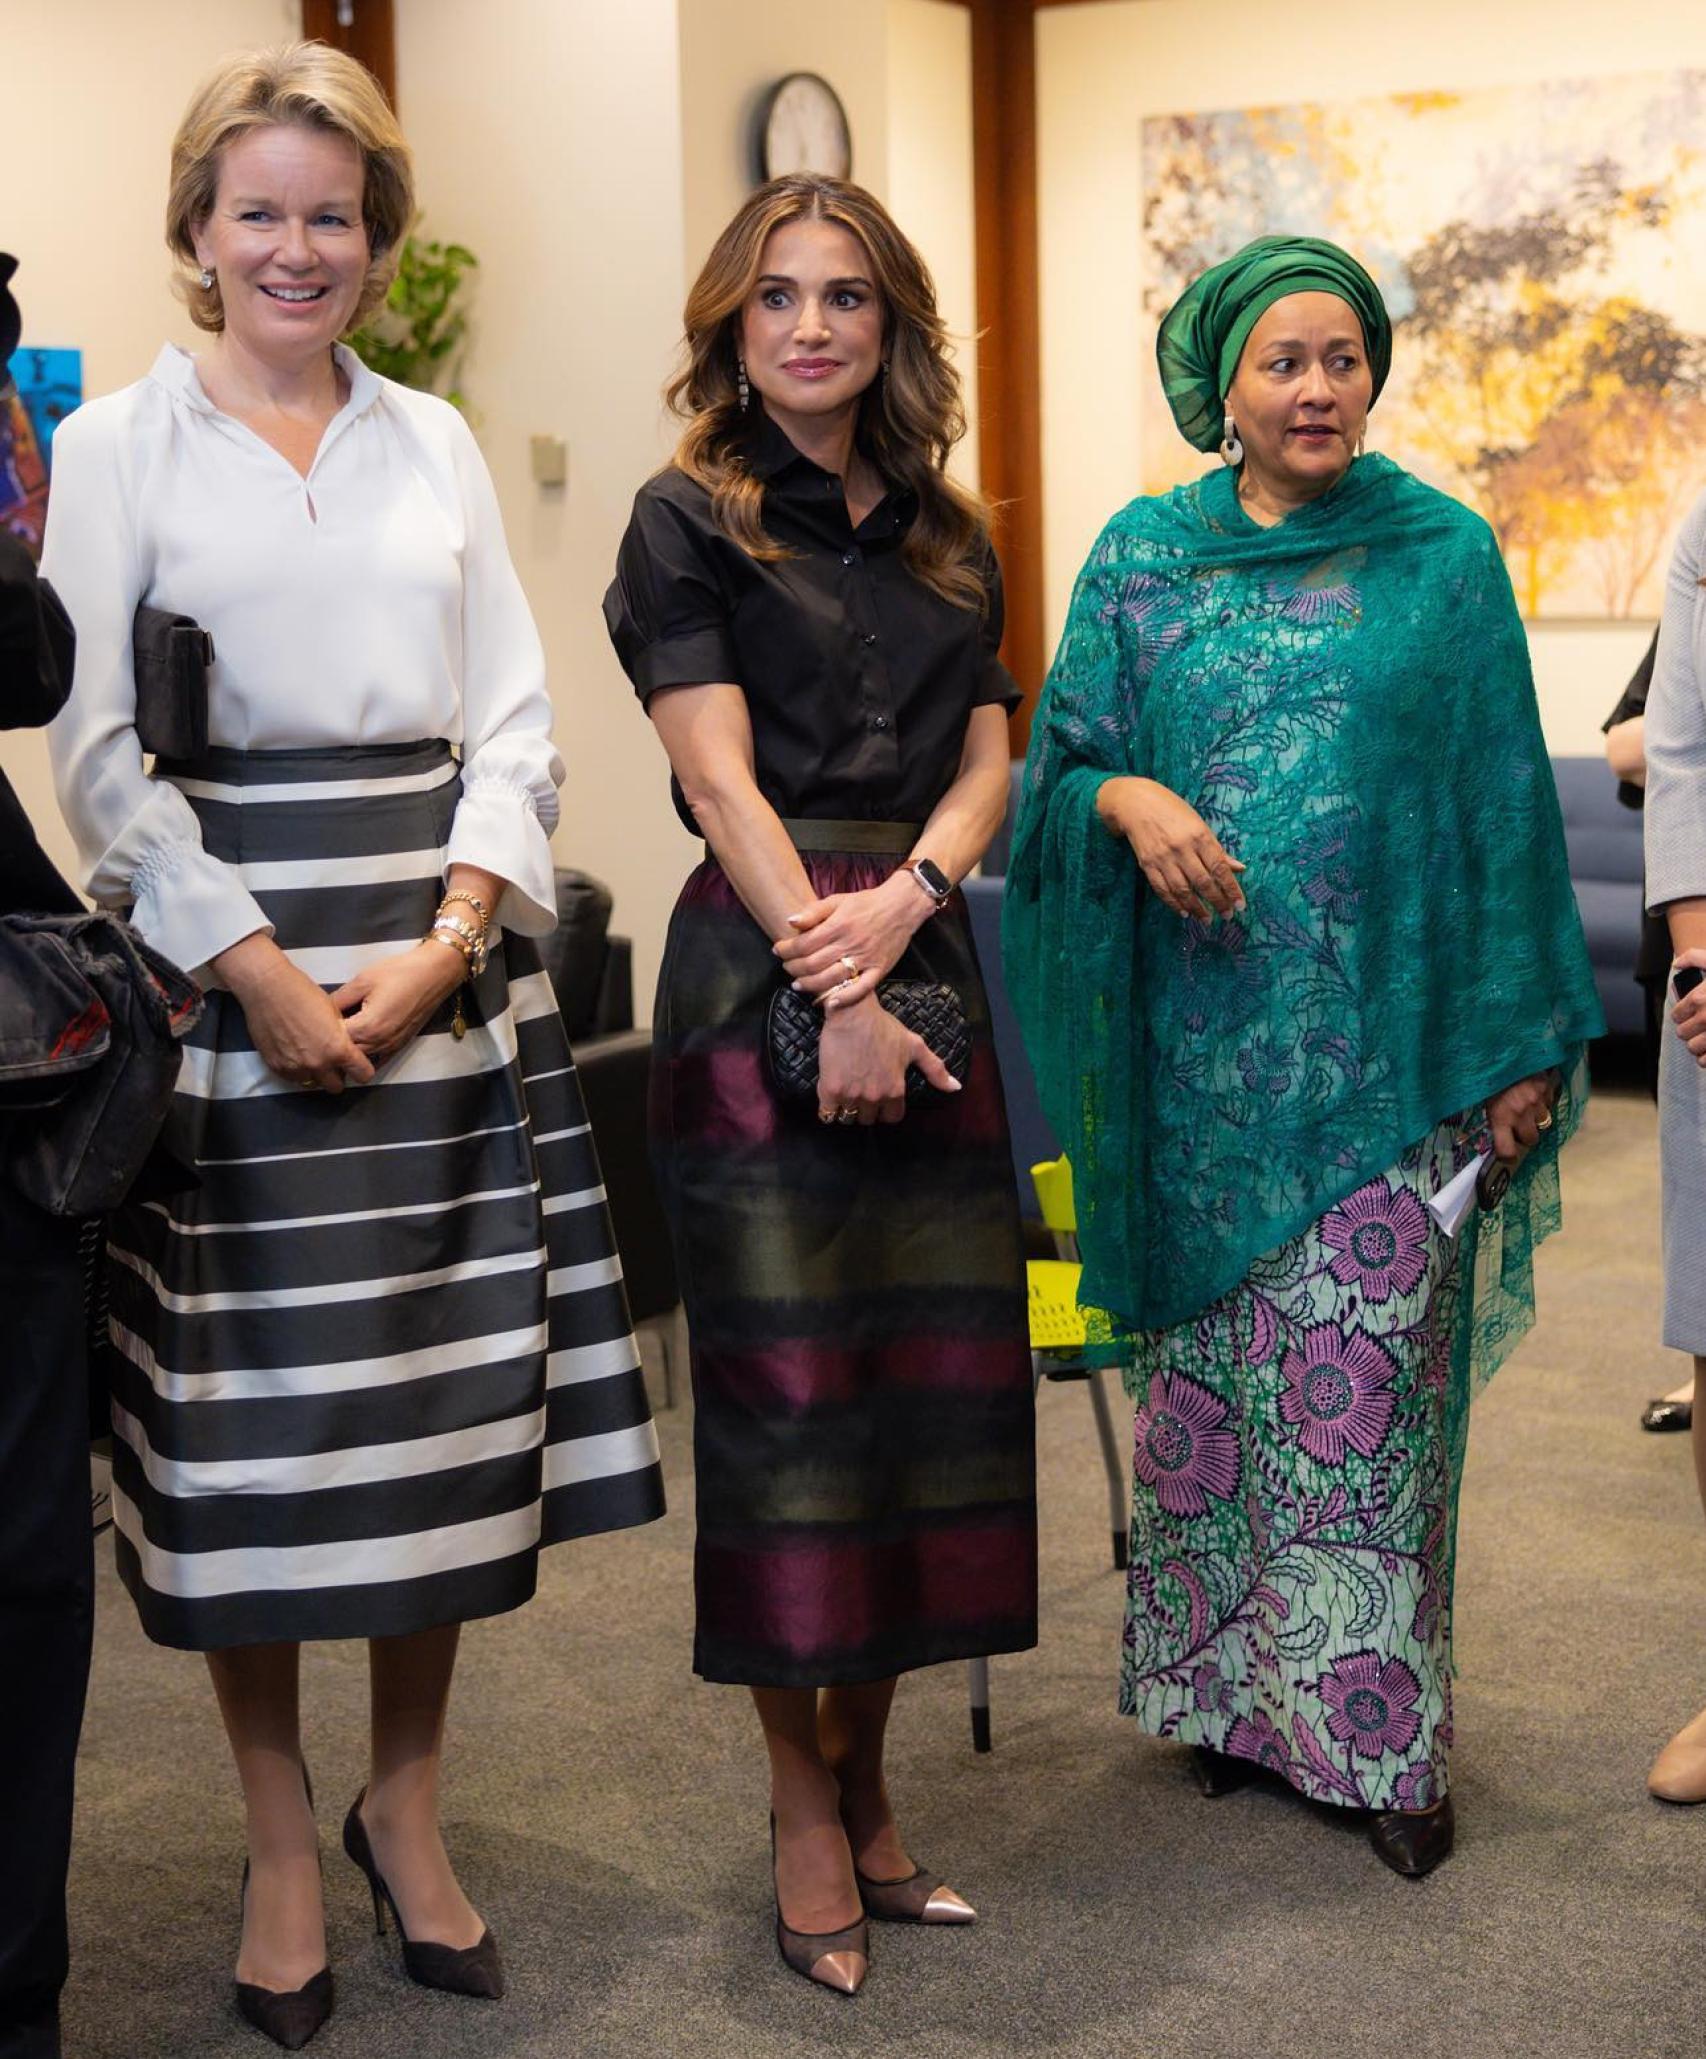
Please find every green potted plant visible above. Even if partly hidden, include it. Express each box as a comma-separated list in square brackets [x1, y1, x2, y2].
[350, 231, 478, 411]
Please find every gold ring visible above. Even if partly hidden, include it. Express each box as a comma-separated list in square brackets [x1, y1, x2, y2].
[817, 1108, 837, 1125]
[840, 955, 859, 977]
[836, 1107, 858, 1125]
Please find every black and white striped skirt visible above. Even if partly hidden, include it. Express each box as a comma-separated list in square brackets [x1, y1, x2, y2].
[106, 740, 664, 1650]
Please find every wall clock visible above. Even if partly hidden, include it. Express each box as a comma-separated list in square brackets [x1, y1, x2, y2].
[754, 72, 852, 183]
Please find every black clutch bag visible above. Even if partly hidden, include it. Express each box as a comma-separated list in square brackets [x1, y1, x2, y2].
[133, 603, 214, 759]
[766, 979, 972, 1103]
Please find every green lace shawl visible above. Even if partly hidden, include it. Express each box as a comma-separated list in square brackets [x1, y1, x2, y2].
[1002, 455, 1604, 1382]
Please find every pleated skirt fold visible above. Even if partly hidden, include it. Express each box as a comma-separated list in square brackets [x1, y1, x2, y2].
[107, 740, 663, 1650]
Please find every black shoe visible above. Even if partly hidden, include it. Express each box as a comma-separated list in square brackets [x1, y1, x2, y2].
[1641, 1397, 1693, 1432]
[342, 1790, 504, 1999]
[1189, 1746, 1255, 1798]
[234, 1764, 332, 2049]
[1368, 1795, 1455, 1878]
[235, 1964, 334, 2052]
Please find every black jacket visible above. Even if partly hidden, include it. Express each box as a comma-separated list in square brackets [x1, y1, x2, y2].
[0, 530, 80, 918]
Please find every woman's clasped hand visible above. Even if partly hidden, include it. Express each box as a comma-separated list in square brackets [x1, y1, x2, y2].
[1095, 775, 1247, 920]
[330, 941, 467, 1064]
[1484, 1071, 1560, 1164]
[775, 870, 931, 1005]
[814, 991, 963, 1127]
[215, 933, 375, 1093]
[1669, 947, 1706, 1065]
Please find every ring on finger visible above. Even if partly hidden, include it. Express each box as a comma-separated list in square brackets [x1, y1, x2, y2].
[818, 1107, 837, 1125]
[836, 1106, 858, 1125]
[840, 954, 859, 977]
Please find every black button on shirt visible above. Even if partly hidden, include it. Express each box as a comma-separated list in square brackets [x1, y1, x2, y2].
[603, 408, 1018, 833]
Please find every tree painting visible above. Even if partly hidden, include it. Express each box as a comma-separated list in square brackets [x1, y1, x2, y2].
[1140, 72, 1706, 618]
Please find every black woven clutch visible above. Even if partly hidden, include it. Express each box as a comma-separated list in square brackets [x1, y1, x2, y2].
[766, 979, 972, 1102]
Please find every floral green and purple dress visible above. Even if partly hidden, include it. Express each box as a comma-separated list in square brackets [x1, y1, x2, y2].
[1004, 455, 1603, 1808]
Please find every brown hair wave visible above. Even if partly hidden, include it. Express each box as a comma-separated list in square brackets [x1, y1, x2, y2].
[666, 174, 991, 609]
[167, 40, 413, 335]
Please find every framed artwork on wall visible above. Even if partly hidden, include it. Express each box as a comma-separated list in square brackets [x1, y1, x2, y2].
[0, 346, 82, 557]
[1141, 71, 1706, 620]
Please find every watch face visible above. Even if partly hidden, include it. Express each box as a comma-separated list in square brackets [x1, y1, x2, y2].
[915, 859, 951, 900]
[760, 73, 852, 182]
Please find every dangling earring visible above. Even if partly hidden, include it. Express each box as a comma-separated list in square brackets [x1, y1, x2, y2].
[1355, 426, 1367, 459]
[1219, 409, 1244, 468]
[736, 355, 750, 413]
[198, 267, 215, 291]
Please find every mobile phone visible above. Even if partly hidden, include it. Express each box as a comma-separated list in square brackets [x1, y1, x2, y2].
[1675, 965, 1706, 1000]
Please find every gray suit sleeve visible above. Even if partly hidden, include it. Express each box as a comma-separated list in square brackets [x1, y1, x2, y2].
[1643, 489, 1706, 912]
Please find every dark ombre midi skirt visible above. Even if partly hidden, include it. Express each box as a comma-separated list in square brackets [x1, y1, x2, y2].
[105, 741, 664, 1650]
[650, 834, 1037, 1686]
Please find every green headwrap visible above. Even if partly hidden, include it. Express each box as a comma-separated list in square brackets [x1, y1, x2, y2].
[1157, 235, 1393, 453]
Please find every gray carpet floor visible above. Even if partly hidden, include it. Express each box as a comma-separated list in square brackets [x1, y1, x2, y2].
[60, 1084, 1705, 2059]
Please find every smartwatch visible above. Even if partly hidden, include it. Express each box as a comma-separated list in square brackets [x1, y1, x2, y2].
[905, 857, 953, 911]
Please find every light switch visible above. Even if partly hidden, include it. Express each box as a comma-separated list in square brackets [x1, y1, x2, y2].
[530, 435, 567, 488]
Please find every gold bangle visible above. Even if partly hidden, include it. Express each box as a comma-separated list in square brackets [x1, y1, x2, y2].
[425, 925, 473, 968]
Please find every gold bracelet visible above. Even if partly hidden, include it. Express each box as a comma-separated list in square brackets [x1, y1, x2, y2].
[425, 924, 473, 968]
[438, 890, 492, 933]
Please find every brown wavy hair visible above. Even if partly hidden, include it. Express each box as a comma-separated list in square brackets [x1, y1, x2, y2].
[666, 175, 991, 609]
[167, 40, 413, 335]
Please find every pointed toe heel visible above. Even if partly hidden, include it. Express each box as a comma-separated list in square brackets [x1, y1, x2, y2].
[1368, 1794, 1455, 1878]
[769, 1814, 868, 1995]
[855, 1866, 975, 1925]
[234, 1762, 331, 2048]
[235, 1969, 334, 2051]
[342, 1791, 505, 2000]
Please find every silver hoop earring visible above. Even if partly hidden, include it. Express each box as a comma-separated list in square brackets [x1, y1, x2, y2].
[198, 267, 215, 291]
[736, 356, 750, 413]
[1219, 410, 1244, 468]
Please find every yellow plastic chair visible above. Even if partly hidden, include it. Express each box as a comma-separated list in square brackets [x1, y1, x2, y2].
[966, 1156, 1130, 1753]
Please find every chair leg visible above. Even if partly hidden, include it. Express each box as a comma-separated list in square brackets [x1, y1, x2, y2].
[1084, 1364, 1130, 1571]
[966, 1655, 991, 1754]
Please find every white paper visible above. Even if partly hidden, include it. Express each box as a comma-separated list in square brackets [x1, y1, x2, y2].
[1427, 1154, 1486, 1239]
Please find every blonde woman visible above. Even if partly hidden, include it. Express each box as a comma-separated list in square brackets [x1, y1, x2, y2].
[605, 176, 1035, 1995]
[45, 44, 661, 2047]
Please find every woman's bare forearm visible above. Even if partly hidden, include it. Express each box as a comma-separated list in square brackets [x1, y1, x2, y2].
[909, 707, 1012, 885]
[650, 682, 815, 941]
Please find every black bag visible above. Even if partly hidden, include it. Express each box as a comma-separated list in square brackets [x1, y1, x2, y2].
[132, 603, 214, 758]
[766, 979, 971, 1103]
[0, 911, 203, 1215]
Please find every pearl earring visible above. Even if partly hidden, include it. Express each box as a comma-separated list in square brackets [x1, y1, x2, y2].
[199, 267, 215, 290]
[736, 356, 750, 412]
[1219, 409, 1244, 468]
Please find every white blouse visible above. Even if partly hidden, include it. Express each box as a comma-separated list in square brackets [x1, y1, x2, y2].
[43, 342, 562, 979]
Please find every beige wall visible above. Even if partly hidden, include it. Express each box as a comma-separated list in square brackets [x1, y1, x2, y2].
[0, 0, 296, 889]
[677, 0, 893, 273]
[886, 0, 979, 486]
[1036, 0, 1706, 752]
[398, 0, 689, 1005]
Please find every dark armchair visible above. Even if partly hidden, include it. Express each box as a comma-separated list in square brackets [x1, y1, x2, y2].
[535, 869, 681, 1403]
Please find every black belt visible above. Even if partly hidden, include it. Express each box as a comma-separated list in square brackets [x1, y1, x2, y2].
[779, 818, 921, 855]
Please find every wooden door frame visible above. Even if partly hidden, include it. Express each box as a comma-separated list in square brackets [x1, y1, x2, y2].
[952, 0, 1124, 734]
[301, 0, 396, 108]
